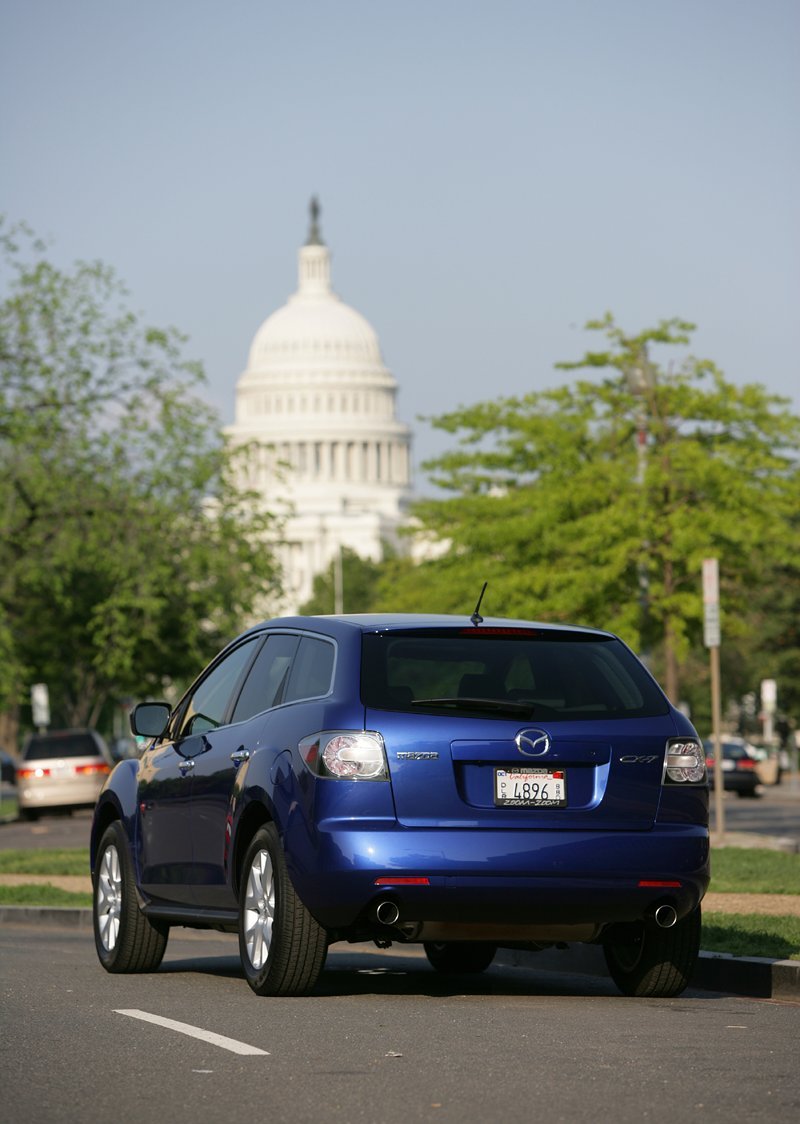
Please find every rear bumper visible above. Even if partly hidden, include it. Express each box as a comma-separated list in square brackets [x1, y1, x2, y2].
[18, 780, 102, 810]
[289, 822, 710, 931]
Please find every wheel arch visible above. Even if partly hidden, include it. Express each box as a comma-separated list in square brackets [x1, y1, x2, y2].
[90, 795, 125, 874]
[232, 799, 273, 900]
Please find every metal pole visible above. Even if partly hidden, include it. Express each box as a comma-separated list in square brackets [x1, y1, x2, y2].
[334, 543, 344, 615]
[710, 643, 725, 841]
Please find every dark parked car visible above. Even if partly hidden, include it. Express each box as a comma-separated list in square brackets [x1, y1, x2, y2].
[0, 749, 17, 786]
[91, 614, 709, 998]
[704, 737, 761, 798]
[18, 729, 112, 819]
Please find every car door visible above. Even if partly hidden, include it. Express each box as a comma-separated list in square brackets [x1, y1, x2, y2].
[136, 636, 261, 906]
[189, 632, 300, 909]
[136, 735, 196, 905]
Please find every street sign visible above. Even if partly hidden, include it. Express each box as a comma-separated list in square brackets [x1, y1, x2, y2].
[702, 558, 720, 648]
[31, 682, 50, 728]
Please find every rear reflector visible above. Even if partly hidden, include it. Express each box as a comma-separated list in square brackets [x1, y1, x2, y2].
[638, 880, 682, 888]
[374, 877, 430, 886]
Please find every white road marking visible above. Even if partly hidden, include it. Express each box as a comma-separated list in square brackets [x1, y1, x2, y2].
[114, 1009, 269, 1056]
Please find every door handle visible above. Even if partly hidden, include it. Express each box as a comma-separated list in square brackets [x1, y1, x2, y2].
[231, 748, 250, 766]
[179, 759, 195, 776]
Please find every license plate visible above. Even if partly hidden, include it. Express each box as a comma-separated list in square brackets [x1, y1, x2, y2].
[494, 767, 567, 807]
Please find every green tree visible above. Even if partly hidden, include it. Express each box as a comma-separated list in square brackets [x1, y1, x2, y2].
[0, 221, 281, 741]
[379, 316, 800, 706]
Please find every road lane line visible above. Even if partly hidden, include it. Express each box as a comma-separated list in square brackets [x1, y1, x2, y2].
[114, 1009, 269, 1056]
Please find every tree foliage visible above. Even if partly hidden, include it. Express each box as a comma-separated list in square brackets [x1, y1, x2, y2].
[377, 316, 800, 712]
[0, 221, 281, 735]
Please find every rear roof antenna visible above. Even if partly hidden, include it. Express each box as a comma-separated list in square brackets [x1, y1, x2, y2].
[470, 582, 488, 627]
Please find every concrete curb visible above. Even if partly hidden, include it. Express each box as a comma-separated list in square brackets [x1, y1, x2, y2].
[496, 943, 800, 1001]
[2, 906, 797, 1000]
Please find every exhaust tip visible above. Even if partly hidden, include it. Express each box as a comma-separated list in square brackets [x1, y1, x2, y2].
[653, 904, 678, 929]
[375, 899, 400, 926]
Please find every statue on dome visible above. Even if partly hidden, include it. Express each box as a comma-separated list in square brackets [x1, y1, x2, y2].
[306, 196, 324, 246]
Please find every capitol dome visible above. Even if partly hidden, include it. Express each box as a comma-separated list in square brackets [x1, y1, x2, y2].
[226, 199, 412, 614]
[243, 196, 384, 374]
[247, 250, 383, 371]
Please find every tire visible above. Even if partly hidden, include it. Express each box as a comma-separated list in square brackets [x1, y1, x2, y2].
[603, 906, 701, 998]
[423, 941, 497, 974]
[93, 821, 168, 973]
[238, 824, 328, 997]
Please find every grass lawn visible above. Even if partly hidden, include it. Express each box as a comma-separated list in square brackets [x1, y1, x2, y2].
[709, 847, 800, 894]
[0, 847, 89, 876]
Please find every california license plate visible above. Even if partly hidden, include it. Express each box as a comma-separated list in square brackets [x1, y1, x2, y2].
[494, 767, 567, 807]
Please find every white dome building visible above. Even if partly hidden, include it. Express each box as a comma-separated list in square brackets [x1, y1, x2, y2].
[227, 200, 412, 613]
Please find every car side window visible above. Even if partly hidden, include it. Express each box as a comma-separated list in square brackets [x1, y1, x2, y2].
[230, 634, 300, 724]
[284, 636, 335, 703]
[179, 637, 261, 738]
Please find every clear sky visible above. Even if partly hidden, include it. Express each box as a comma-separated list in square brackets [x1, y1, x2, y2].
[2, 0, 798, 480]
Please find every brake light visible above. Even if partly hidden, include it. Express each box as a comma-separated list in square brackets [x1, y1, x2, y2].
[74, 763, 110, 775]
[638, 880, 681, 888]
[663, 738, 706, 784]
[738, 758, 756, 770]
[300, 731, 388, 781]
[459, 627, 540, 636]
[17, 767, 50, 779]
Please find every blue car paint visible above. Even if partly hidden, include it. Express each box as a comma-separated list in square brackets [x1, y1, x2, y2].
[91, 614, 710, 944]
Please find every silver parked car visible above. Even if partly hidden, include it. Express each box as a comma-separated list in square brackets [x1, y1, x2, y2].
[17, 729, 111, 819]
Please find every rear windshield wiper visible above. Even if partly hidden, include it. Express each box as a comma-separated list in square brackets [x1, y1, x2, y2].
[409, 696, 534, 716]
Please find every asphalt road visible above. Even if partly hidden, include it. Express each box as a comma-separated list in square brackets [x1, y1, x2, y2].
[1, 922, 798, 1124]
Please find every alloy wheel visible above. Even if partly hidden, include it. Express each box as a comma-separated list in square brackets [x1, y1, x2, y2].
[96, 844, 122, 952]
[243, 848, 275, 970]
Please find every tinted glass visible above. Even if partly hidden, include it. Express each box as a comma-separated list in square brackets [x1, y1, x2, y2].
[23, 733, 102, 760]
[361, 629, 668, 719]
[180, 637, 261, 736]
[284, 636, 335, 703]
[230, 634, 300, 723]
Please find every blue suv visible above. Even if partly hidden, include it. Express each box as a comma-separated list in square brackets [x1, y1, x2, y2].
[90, 614, 709, 997]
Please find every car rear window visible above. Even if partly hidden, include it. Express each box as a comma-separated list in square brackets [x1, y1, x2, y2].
[361, 629, 669, 720]
[23, 733, 102, 760]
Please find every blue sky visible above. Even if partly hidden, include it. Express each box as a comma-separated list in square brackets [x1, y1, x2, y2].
[2, 0, 798, 480]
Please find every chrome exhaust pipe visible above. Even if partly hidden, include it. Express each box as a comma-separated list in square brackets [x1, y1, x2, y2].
[375, 899, 400, 926]
[653, 904, 678, 929]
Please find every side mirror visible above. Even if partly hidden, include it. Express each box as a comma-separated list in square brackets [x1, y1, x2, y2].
[130, 702, 171, 739]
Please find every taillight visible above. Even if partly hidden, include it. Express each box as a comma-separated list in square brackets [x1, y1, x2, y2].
[17, 767, 50, 779]
[738, 757, 757, 771]
[300, 731, 388, 781]
[74, 763, 110, 775]
[663, 738, 706, 784]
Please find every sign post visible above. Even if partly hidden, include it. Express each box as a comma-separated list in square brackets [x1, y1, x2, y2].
[703, 559, 724, 841]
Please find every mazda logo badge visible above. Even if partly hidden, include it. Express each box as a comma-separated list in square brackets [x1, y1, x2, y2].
[515, 728, 551, 757]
